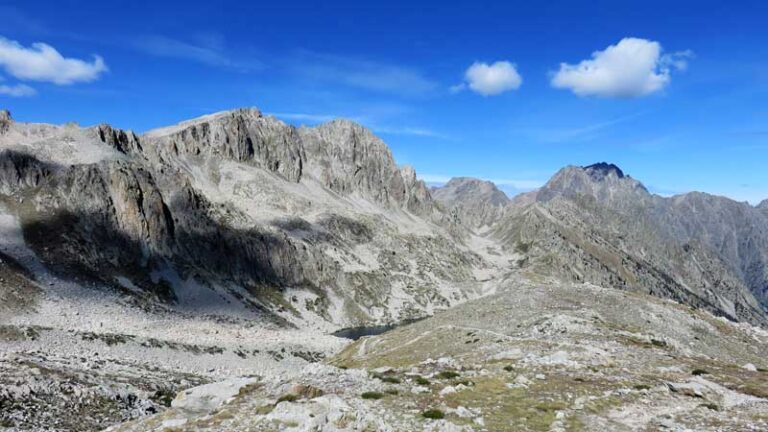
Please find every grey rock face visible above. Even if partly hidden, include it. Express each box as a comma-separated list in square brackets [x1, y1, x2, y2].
[0, 109, 484, 326]
[0, 110, 11, 134]
[144, 109, 305, 182]
[432, 177, 510, 228]
[93, 124, 143, 156]
[298, 120, 435, 215]
[492, 163, 768, 325]
[759, 199, 768, 216]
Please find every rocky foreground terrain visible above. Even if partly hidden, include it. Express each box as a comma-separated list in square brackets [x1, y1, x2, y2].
[0, 108, 767, 431]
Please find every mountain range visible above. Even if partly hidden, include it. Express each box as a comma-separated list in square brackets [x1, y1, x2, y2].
[1, 107, 767, 430]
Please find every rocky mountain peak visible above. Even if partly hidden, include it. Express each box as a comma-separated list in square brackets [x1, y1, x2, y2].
[432, 177, 510, 228]
[536, 162, 648, 204]
[583, 162, 625, 180]
[758, 199, 768, 210]
[0, 109, 12, 134]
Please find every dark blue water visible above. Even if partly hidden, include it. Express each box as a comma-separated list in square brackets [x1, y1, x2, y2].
[332, 317, 427, 340]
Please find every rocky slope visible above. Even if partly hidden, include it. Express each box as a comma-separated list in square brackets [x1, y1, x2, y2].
[487, 163, 768, 326]
[0, 108, 503, 430]
[2, 108, 768, 431]
[0, 108, 497, 330]
[110, 279, 768, 432]
[432, 177, 510, 229]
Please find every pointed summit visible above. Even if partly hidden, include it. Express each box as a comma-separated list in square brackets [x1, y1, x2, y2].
[583, 162, 625, 180]
[536, 162, 647, 203]
[432, 177, 509, 228]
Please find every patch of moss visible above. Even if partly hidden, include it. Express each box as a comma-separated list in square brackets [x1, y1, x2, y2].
[361, 391, 384, 400]
[691, 368, 709, 376]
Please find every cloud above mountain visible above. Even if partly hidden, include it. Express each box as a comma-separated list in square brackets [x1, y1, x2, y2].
[452, 61, 523, 96]
[551, 37, 691, 98]
[0, 36, 107, 85]
[0, 83, 36, 97]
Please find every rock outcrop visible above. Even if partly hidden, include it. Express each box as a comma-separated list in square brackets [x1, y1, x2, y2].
[0, 110, 12, 134]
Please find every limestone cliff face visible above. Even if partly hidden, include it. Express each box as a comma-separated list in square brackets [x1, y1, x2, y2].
[298, 120, 435, 215]
[0, 109, 482, 326]
[93, 124, 143, 156]
[144, 109, 305, 182]
[0, 150, 52, 194]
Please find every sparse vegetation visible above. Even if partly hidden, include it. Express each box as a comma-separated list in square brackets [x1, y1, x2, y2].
[422, 409, 445, 419]
[415, 376, 430, 385]
[361, 391, 384, 400]
[691, 368, 709, 376]
[437, 371, 460, 379]
[277, 394, 299, 403]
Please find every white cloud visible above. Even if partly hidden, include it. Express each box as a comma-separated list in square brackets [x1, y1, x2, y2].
[455, 61, 523, 96]
[551, 37, 691, 98]
[0, 83, 36, 97]
[0, 36, 107, 85]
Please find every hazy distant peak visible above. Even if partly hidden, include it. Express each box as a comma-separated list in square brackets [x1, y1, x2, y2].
[758, 199, 768, 210]
[432, 176, 509, 228]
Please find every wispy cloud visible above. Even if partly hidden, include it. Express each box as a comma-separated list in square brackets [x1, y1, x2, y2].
[527, 112, 645, 143]
[269, 112, 352, 123]
[373, 126, 450, 139]
[287, 51, 437, 96]
[0, 83, 36, 97]
[269, 111, 449, 139]
[131, 34, 260, 71]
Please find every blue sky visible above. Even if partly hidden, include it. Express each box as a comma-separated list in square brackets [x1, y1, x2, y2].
[1, 0, 767, 203]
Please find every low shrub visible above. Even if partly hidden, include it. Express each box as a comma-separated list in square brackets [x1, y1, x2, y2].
[422, 409, 445, 419]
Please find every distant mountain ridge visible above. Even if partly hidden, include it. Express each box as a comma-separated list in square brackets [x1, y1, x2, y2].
[2, 106, 767, 328]
[433, 164, 768, 325]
